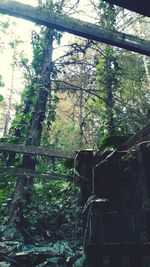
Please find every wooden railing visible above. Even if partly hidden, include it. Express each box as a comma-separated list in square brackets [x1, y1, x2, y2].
[0, 142, 75, 159]
[0, 143, 75, 180]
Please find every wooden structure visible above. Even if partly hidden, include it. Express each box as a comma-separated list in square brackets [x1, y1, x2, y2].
[76, 137, 150, 266]
[0, 142, 74, 159]
[0, 1, 150, 56]
[0, 143, 74, 180]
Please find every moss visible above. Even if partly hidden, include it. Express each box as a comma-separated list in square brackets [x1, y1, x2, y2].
[99, 134, 132, 149]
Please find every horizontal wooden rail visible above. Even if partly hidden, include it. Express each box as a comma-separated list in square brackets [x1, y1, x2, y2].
[0, 167, 73, 180]
[0, 143, 75, 159]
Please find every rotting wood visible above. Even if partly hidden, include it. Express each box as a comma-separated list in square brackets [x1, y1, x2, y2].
[0, 167, 73, 180]
[0, 1, 150, 56]
[0, 143, 75, 159]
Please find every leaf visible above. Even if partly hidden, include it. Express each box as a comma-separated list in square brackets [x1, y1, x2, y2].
[0, 263, 11, 267]
[48, 257, 59, 263]
[0, 95, 4, 102]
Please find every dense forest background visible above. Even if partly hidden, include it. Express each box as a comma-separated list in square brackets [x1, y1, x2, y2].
[0, 0, 150, 266]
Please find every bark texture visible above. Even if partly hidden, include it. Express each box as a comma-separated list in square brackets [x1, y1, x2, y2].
[8, 29, 54, 226]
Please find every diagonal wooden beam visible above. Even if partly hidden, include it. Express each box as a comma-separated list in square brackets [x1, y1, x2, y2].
[0, 1, 150, 56]
[0, 143, 75, 159]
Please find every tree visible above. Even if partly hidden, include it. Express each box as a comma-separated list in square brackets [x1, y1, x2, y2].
[6, 0, 81, 235]
[8, 28, 54, 230]
[96, 0, 120, 135]
[49, 37, 100, 150]
[3, 33, 22, 135]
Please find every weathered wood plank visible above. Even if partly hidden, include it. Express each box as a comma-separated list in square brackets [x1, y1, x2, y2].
[0, 167, 72, 180]
[0, 143, 75, 159]
[0, 1, 150, 55]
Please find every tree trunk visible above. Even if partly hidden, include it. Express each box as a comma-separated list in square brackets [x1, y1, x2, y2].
[105, 79, 115, 135]
[5, 79, 38, 167]
[8, 29, 54, 227]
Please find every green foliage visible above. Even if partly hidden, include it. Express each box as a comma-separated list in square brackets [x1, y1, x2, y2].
[0, 189, 7, 204]
[90, 2, 122, 136]
[8, 78, 40, 143]
[0, 21, 10, 31]
[0, 175, 15, 220]
[46, 95, 59, 130]
[0, 74, 5, 103]
[98, 0, 117, 29]
[97, 48, 121, 91]
[47, 118, 80, 152]
[0, 95, 4, 102]
[31, 29, 47, 75]
[25, 179, 82, 243]
[88, 45, 122, 138]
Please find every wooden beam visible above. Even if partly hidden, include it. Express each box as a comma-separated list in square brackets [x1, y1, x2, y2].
[0, 143, 75, 159]
[0, 167, 72, 180]
[0, 1, 150, 56]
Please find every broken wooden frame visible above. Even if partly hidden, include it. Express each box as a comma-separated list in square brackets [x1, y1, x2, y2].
[0, 1, 150, 56]
[0, 143, 75, 180]
[0, 167, 73, 180]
